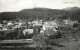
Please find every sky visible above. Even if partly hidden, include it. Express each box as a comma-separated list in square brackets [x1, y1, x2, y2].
[0, 0, 80, 12]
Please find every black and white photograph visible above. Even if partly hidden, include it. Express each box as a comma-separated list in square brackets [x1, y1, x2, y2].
[0, 0, 80, 50]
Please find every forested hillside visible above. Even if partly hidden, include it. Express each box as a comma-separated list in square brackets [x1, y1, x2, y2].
[0, 7, 80, 22]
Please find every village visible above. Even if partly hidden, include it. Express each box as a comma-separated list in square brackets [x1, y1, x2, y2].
[0, 18, 80, 50]
[0, 19, 78, 30]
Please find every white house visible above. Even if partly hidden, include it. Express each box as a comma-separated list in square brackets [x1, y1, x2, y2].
[42, 21, 58, 31]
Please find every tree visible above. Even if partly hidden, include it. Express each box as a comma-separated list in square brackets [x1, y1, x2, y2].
[73, 23, 78, 28]
[33, 34, 49, 50]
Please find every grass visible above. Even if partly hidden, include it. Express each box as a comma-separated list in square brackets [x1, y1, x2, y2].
[49, 27, 80, 50]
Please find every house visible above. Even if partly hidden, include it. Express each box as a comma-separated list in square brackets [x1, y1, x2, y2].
[7, 21, 13, 26]
[63, 19, 78, 25]
[44, 29, 57, 36]
[42, 21, 58, 31]
[32, 20, 43, 26]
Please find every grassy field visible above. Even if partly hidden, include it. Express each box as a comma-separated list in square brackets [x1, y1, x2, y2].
[49, 27, 80, 50]
[49, 38, 80, 50]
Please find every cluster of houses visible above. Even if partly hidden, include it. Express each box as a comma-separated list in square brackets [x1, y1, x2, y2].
[25, 19, 78, 35]
[0, 20, 26, 31]
[0, 18, 78, 39]
[0, 18, 78, 32]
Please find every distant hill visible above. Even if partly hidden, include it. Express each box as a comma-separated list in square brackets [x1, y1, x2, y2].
[63, 7, 80, 11]
[17, 8, 72, 20]
[0, 7, 80, 21]
[0, 12, 17, 20]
